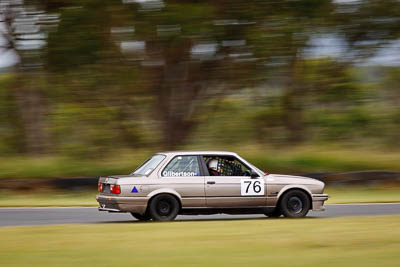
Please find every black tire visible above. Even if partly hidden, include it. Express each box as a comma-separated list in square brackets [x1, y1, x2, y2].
[279, 190, 310, 218]
[265, 208, 282, 218]
[130, 212, 152, 221]
[148, 194, 180, 221]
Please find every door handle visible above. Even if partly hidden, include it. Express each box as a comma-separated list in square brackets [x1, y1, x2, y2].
[207, 181, 216, 185]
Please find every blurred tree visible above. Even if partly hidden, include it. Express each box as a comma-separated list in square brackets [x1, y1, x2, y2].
[0, 0, 59, 154]
[127, 1, 262, 148]
[334, 0, 400, 59]
[120, 0, 339, 147]
[302, 58, 363, 105]
[44, 0, 148, 155]
[255, 0, 400, 144]
[383, 67, 400, 106]
[45, 0, 269, 149]
[2, 0, 400, 155]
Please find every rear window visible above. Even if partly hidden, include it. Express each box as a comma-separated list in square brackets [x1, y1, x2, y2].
[132, 154, 166, 176]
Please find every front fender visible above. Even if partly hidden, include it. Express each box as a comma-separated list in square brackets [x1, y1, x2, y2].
[277, 184, 312, 200]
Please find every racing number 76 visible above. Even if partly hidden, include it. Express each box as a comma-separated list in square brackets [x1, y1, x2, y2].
[244, 180, 261, 193]
[241, 179, 264, 196]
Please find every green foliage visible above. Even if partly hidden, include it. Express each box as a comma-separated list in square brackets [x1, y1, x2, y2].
[306, 107, 374, 141]
[302, 58, 365, 103]
[1, 146, 400, 179]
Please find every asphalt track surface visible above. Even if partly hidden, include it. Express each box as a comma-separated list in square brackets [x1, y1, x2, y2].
[1, 203, 400, 226]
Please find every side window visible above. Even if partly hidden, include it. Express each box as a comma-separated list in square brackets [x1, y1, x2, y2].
[162, 156, 200, 177]
[204, 156, 251, 176]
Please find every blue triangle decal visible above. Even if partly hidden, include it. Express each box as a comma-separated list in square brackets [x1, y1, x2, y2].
[131, 186, 138, 193]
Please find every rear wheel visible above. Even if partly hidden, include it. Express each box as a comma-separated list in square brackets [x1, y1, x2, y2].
[148, 194, 180, 221]
[130, 212, 152, 221]
[279, 190, 310, 218]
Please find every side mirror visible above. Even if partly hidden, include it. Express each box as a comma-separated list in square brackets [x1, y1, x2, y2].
[250, 170, 259, 178]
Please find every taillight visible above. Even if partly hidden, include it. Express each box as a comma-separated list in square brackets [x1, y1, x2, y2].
[110, 184, 121, 194]
[98, 183, 103, 192]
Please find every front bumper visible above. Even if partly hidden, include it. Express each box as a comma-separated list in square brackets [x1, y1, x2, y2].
[311, 193, 329, 211]
[96, 194, 149, 214]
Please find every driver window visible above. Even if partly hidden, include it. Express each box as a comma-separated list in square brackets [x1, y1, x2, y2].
[203, 156, 251, 176]
[162, 156, 200, 177]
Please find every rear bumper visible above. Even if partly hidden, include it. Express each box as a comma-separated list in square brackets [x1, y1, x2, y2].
[311, 193, 329, 211]
[98, 207, 120, 212]
[96, 194, 148, 214]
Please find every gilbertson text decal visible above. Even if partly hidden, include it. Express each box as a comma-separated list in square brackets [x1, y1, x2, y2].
[162, 171, 199, 177]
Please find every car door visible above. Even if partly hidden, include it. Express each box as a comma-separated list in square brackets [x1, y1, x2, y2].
[202, 155, 267, 208]
[157, 155, 206, 207]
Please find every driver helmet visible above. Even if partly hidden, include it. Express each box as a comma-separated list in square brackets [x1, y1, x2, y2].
[208, 159, 218, 171]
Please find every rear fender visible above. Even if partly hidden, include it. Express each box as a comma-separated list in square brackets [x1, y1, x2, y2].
[147, 188, 182, 203]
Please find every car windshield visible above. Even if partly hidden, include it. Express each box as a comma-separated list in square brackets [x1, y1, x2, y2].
[132, 154, 166, 176]
[252, 165, 265, 175]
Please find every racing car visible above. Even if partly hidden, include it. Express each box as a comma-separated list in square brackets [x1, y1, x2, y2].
[96, 151, 328, 221]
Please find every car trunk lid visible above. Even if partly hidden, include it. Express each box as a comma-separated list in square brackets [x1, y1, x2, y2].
[98, 174, 144, 195]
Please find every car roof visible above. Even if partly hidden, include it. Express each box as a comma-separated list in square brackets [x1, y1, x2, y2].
[157, 151, 239, 156]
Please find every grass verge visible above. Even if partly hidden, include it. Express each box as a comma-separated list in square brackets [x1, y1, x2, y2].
[0, 191, 97, 207]
[0, 216, 399, 267]
[326, 186, 400, 204]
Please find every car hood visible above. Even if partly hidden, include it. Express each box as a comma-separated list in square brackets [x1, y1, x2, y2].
[266, 174, 324, 185]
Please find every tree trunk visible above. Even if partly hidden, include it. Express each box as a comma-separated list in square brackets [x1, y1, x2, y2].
[282, 56, 305, 144]
[2, 4, 51, 155]
[157, 62, 197, 150]
[151, 40, 201, 150]
[12, 74, 50, 155]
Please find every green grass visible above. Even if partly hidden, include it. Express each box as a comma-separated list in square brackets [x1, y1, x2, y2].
[1, 145, 400, 179]
[0, 216, 400, 267]
[0, 191, 97, 207]
[1, 187, 400, 207]
[325, 186, 400, 204]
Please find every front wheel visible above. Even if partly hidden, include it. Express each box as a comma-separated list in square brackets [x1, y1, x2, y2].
[148, 194, 180, 221]
[279, 190, 310, 218]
